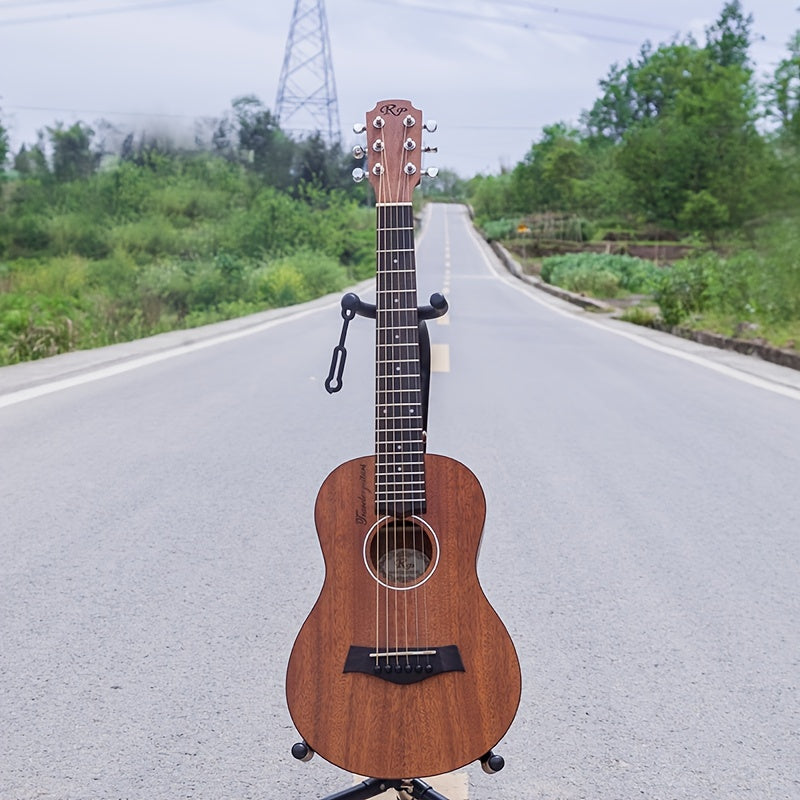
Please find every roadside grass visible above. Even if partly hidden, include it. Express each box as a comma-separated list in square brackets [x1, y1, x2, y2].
[527, 222, 800, 354]
[0, 157, 375, 365]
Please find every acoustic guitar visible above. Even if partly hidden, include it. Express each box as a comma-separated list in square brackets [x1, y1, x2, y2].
[286, 99, 521, 781]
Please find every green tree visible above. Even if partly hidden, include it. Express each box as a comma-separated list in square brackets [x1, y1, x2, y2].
[13, 136, 50, 178]
[582, 41, 702, 144]
[230, 95, 294, 188]
[292, 132, 350, 192]
[511, 123, 585, 212]
[420, 168, 467, 201]
[48, 122, 100, 181]
[705, 0, 754, 69]
[612, 29, 765, 227]
[468, 172, 514, 220]
[0, 107, 8, 173]
[679, 189, 730, 245]
[765, 30, 800, 144]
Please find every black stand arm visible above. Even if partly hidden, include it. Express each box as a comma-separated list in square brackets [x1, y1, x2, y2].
[324, 291, 448, 433]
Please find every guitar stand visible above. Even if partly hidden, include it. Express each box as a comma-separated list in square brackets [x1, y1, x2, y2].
[292, 741, 506, 800]
[316, 290, 506, 799]
[325, 291, 448, 430]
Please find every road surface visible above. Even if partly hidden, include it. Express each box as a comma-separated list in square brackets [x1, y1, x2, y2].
[2, 203, 799, 799]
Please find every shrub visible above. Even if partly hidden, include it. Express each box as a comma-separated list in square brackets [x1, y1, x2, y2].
[251, 263, 307, 307]
[541, 253, 661, 297]
[654, 256, 712, 326]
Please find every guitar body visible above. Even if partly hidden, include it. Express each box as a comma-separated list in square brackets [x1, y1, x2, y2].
[286, 453, 521, 779]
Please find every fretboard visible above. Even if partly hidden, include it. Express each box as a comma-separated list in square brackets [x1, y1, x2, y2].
[375, 203, 425, 517]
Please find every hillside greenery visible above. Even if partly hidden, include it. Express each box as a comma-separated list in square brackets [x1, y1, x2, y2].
[0, 98, 375, 364]
[469, 2, 800, 348]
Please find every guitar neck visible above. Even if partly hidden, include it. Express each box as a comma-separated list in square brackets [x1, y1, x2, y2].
[375, 202, 426, 517]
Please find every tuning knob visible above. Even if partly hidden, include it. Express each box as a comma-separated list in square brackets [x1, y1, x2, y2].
[424, 119, 438, 132]
[352, 167, 366, 183]
[424, 167, 439, 178]
[352, 145, 365, 159]
[353, 122, 366, 134]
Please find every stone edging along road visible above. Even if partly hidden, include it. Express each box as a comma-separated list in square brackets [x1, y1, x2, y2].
[489, 240, 800, 373]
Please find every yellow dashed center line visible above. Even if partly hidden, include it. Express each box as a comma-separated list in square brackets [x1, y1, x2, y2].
[430, 343, 450, 373]
[438, 211, 452, 328]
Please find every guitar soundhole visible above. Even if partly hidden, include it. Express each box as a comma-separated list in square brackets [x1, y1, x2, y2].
[364, 516, 439, 590]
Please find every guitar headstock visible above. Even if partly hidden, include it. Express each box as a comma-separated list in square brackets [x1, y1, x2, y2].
[354, 99, 436, 203]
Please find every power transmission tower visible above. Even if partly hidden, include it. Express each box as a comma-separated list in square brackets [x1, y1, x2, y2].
[275, 0, 341, 145]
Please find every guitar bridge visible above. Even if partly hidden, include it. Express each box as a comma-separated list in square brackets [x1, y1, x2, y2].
[343, 645, 464, 684]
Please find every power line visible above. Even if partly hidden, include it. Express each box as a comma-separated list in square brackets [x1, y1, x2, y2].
[491, 0, 679, 34]
[0, 0, 83, 9]
[368, 0, 645, 46]
[0, 0, 213, 26]
[6, 103, 199, 120]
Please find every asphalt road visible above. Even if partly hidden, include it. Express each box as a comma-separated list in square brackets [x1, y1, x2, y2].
[2, 204, 799, 799]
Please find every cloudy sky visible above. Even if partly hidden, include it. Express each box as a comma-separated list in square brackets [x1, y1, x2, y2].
[0, 0, 796, 176]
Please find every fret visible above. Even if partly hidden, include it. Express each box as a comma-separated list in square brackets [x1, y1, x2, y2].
[376, 358, 420, 366]
[375, 201, 425, 515]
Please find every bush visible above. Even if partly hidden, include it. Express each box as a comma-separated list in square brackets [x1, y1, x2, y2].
[481, 218, 518, 241]
[654, 256, 712, 325]
[251, 263, 307, 307]
[541, 252, 661, 297]
[0, 293, 79, 362]
[656, 219, 800, 328]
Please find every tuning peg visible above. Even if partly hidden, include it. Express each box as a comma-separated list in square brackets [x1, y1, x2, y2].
[352, 167, 366, 183]
[423, 146, 438, 154]
[353, 122, 366, 134]
[423, 119, 438, 133]
[424, 167, 439, 178]
[352, 145, 365, 159]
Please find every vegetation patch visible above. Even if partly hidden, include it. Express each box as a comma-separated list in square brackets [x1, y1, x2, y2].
[540, 253, 662, 298]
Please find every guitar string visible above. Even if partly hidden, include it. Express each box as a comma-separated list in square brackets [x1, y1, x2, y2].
[375, 148, 384, 670]
[401, 198, 410, 671]
[374, 122, 426, 671]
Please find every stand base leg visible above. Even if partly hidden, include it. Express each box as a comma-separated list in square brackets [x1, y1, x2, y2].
[321, 778, 395, 800]
[319, 777, 451, 800]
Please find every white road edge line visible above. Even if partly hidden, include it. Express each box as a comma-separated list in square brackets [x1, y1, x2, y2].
[0, 303, 334, 411]
[464, 216, 800, 403]
[0, 206, 439, 412]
